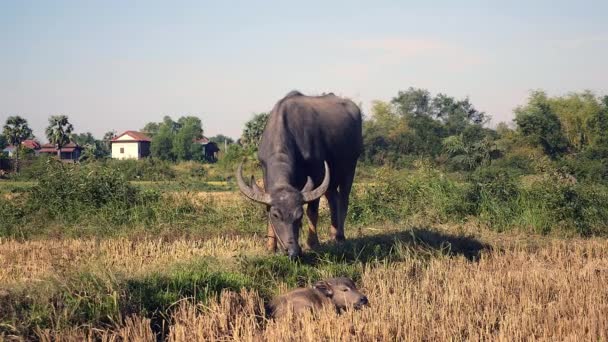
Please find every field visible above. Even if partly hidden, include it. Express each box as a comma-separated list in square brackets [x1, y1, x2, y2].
[1, 223, 607, 341]
[1, 160, 608, 341]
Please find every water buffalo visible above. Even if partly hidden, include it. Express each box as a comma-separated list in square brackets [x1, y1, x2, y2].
[269, 277, 369, 318]
[237, 91, 363, 258]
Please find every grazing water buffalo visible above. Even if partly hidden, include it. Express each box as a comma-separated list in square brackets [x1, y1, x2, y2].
[237, 91, 363, 258]
[270, 277, 369, 318]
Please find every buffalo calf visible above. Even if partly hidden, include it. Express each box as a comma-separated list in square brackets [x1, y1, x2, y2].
[270, 277, 368, 318]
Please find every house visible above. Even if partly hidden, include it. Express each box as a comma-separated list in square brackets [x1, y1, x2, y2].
[111, 131, 151, 160]
[193, 137, 220, 162]
[39, 142, 82, 161]
[2, 139, 41, 157]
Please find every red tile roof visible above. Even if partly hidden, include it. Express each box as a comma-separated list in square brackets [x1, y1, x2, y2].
[22, 139, 41, 149]
[193, 137, 210, 144]
[4, 140, 41, 150]
[112, 131, 151, 142]
[39, 142, 81, 153]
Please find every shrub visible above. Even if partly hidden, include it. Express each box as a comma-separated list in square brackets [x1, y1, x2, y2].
[101, 158, 176, 181]
[9, 155, 54, 180]
[522, 177, 608, 235]
[26, 161, 145, 221]
[466, 167, 521, 229]
[348, 165, 470, 225]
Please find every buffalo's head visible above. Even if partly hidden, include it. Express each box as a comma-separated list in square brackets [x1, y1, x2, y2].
[313, 277, 369, 311]
[236, 161, 330, 258]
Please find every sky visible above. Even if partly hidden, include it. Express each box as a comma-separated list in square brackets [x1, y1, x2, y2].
[1, 0, 607, 141]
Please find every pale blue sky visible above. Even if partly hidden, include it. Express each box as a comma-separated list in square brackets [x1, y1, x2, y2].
[1, 0, 607, 140]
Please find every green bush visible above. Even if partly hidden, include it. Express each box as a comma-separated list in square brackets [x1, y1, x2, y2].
[521, 178, 608, 235]
[557, 156, 608, 184]
[348, 165, 471, 225]
[26, 161, 147, 222]
[9, 155, 54, 180]
[102, 158, 176, 181]
[465, 167, 521, 229]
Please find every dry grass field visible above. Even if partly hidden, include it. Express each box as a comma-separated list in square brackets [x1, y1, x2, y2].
[1, 222, 607, 341]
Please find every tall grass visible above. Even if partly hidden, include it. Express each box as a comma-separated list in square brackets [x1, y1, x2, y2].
[1, 160, 607, 239]
[349, 164, 608, 235]
[0, 160, 266, 238]
[1, 231, 607, 340]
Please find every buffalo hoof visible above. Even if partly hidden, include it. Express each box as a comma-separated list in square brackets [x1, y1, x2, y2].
[330, 235, 346, 243]
[305, 235, 320, 250]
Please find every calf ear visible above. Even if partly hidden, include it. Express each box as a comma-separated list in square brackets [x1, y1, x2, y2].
[313, 280, 333, 297]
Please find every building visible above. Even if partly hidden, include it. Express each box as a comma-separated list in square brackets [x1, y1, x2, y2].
[111, 131, 151, 160]
[2, 139, 41, 157]
[193, 137, 220, 162]
[39, 142, 82, 161]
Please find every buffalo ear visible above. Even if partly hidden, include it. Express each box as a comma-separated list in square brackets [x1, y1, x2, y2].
[313, 280, 333, 297]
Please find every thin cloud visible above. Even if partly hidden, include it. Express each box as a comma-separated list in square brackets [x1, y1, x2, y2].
[552, 34, 608, 49]
[346, 37, 486, 70]
[348, 38, 444, 57]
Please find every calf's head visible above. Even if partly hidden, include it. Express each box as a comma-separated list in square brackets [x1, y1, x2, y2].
[313, 277, 369, 311]
[236, 161, 330, 258]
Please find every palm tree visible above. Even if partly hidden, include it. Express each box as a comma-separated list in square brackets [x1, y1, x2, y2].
[3, 116, 33, 173]
[45, 115, 74, 160]
[102, 130, 116, 154]
[443, 134, 498, 171]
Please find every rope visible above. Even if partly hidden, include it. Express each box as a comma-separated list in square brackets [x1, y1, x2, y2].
[268, 222, 288, 251]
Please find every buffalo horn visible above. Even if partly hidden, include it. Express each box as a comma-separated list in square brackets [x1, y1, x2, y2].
[301, 161, 330, 203]
[236, 162, 271, 204]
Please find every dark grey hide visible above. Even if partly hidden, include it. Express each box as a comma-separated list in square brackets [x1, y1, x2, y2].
[237, 91, 362, 258]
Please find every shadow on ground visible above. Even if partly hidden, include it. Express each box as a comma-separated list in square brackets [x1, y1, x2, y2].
[238, 226, 491, 292]
[303, 226, 491, 265]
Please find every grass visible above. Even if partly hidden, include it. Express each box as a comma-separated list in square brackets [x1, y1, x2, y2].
[0, 180, 233, 194]
[0, 181, 35, 195]
[1, 225, 607, 340]
[1, 162, 608, 339]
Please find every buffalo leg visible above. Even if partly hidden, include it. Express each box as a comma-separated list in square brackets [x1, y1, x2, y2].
[305, 199, 320, 248]
[326, 188, 344, 241]
[336, 164, 357, 241]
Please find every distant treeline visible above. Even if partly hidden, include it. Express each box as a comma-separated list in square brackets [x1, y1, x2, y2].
[359, 88, 608, 183]
[3, 88, 607, 183]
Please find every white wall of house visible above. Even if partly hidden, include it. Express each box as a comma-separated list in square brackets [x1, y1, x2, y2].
[112, 142, 140, 159]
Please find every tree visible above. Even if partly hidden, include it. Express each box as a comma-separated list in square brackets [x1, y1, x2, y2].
[209, 134, 234, 145]
[549, 91, 601, 152]
[172, 116, 203, 161]
[141, 122, 160, 137]
[392, 88, 486, 130]
[240, 113, 269, 148]
[151, 123, 175, 160]
[362, 101, 412, 165]
[515, 91, 569, 158]
[392, 87, 432, 117]
[3, 116, 33, 172]
[147, 115, 205, 161]
[360, 89, 491, 165]
[150, 116, 178, 160]
[71, 132, 110, 161]
[431, 94, 487, 134]
[443, 129, 499, 171]
[102, 130, 116, 154]
[0, 134, 7, 150]
[71, 132, 96, 146]
[583, 95, 608, 159]
[45, 115, 74, 159]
